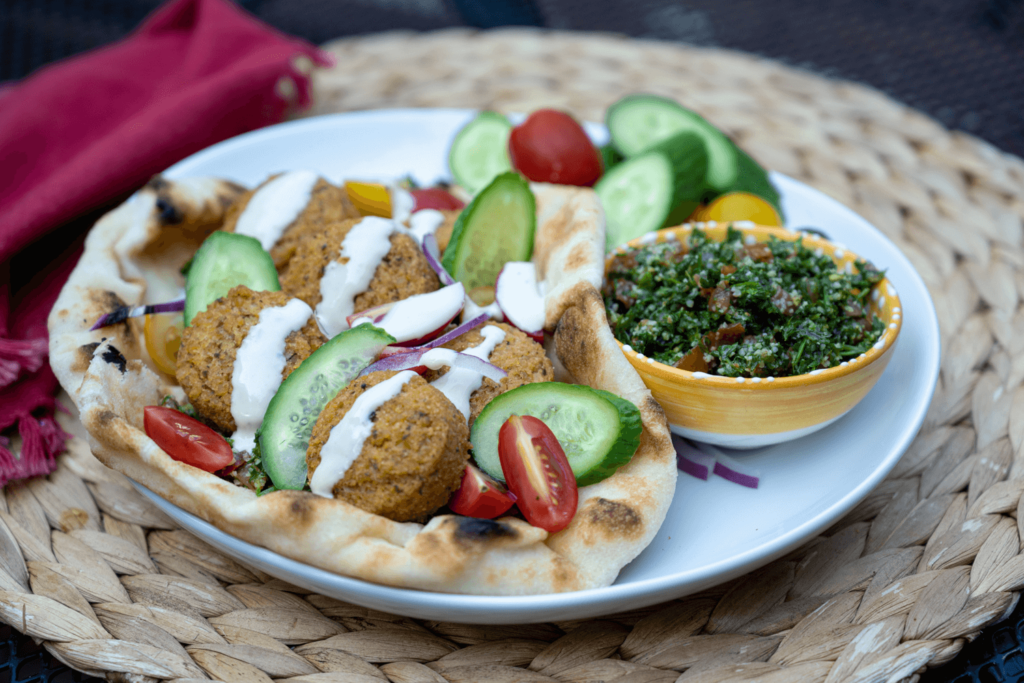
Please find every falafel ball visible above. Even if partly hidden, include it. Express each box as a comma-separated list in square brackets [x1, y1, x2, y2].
[306, 370, 470, 522]
[280, 217, 439, 313]
[424, 322, 553, 424]
[176, 286, 326, 433]
[222, 176, 357, 273]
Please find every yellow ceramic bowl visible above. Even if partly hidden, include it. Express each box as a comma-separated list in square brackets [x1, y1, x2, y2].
[608, 223, 903, 448]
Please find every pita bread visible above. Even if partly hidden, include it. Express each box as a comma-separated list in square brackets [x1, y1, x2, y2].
[48, 176, 677, 594]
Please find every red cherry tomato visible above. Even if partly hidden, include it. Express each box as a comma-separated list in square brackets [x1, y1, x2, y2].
[498, 414, 578, 533]
[411, 187, 465, 211]
[508, 109, 603, 186]
[448, 464, 517, 518]
[143, 406, 235, 473]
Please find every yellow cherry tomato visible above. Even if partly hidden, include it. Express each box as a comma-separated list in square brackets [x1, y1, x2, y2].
[468, 285, 496, 306]
[144, 312, 183, 376]
[345, 181, 392, 218]
[691, 192, 782, 227]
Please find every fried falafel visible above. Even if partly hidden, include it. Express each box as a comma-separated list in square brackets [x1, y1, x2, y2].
[280, 217, 439, 314]
[222, 175, 357, 273]
[424, 322, 553, 424]
[177, 286, 325, 433]
[306, 370, 470, 522]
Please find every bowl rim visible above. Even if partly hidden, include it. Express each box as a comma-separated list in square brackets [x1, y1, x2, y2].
[606, 221, 903, 389]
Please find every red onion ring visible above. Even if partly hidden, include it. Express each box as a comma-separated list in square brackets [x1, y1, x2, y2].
[90, 299, 185, 331]
[358, 347, 507, 382]
[672, 435, 760, 488]
[422, 233, 456, 286]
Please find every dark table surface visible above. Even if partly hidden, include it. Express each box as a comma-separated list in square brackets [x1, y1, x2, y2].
[2, 1, 1024, 680]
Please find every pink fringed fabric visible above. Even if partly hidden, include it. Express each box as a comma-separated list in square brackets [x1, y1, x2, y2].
[0, 0, 331, 485]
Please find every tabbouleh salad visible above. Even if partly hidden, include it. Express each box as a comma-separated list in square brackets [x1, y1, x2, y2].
[603, 227, 886, 378]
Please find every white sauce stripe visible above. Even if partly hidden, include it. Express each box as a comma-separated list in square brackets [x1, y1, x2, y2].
[316, 216, 397, 338]
[230, 299, 314, 453]
[235, 171, 320, 251]
[495, 262, 545, 333]
[310, 370, 418, 497]
[407, 209, 446, 244]
[428, 325, 506, 420]
[391, 185, 416, 223]
[376, 283, 466, 343]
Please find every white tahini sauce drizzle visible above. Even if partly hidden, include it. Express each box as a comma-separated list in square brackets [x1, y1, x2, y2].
[407, 209, 446, 243]
[391, 185, 416, 223]
[310, 370, 417, 498]
[495, 262, 545, 333]
[230, 299, 314, 453]
[315, 216, 396, 338]
[462, 297, 504, 323]
[235, 171, 320, 251]
[374, 283, 465, 344]
[428, 325, 506, 420]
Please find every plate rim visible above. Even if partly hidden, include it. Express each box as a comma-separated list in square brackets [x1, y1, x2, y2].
[152, 108, 941, 623]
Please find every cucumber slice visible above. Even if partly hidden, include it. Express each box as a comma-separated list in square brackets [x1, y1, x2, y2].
[595, 131, 707, 249]
[441, 172, 536, 291]
[720, 144, 785, 220]
[256, 324, 396, 490]
[599, 143, 624, 173]
[607, 94, 739, 192]
[449, 111, 513, 194]
[184, 232, 280, 326]
[471, 382, 642, 487]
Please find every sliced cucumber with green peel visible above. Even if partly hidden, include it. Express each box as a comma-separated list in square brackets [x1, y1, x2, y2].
[449, 111, 513, 194]
[721, 144, 785, 220]
[441, 172, 536, 291]
[256, 324, 396, 490]
[184, 232, 280, 326]
[471, 382, 642, 487]
[607, 94, 738, 192]
[595, 131, 707, 249]
[599, 143, 624, 173]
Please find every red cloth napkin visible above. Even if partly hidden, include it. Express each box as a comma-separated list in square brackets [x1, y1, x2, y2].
[0, 0, 332, 486]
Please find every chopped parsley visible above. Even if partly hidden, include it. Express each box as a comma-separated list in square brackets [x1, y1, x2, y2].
[603, 228, 886, 378]
[160, 395, 197, 417]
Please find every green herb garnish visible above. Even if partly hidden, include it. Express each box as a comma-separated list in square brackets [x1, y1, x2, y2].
[160, 395, 197, 417]
[603, 227, 886, 377]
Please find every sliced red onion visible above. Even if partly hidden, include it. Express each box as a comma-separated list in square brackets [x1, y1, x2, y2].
[495, 262, 544, 339]
[359, 346, 507, 382]
[345, 301, 394, 328]
[376, 314, 489, 364]
[90, 299, 185, 331]
[712, 450, 761, 489]
[672, 434, 713, 480]
[378, 315, 489, 359]
[672, 436, 760, 489]
[422, 233, 456, 286]
[345, 283, 466, 347]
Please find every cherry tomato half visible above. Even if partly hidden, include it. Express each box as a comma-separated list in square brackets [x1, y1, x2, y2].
[448, 464, 517, 518]
[411, 187, 465, 211]
[144, 312, 183, 376]
[143, 406, 235, 473]
[498, 414, 578, 533]
[508, 110, 603, 187]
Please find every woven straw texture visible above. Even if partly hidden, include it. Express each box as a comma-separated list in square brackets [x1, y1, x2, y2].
[5, 28, 1024, 683]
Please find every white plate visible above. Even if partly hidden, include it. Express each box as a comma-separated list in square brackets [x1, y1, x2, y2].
[141, 108, 940, 624]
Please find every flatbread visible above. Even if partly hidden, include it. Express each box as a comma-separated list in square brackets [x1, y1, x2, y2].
[48, 176, 678, 595]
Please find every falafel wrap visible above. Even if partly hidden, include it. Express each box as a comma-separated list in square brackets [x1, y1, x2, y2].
[48, 175, 678, 595]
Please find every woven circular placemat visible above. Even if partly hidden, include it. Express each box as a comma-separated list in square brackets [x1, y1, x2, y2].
[4, 27, 1024, 683]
